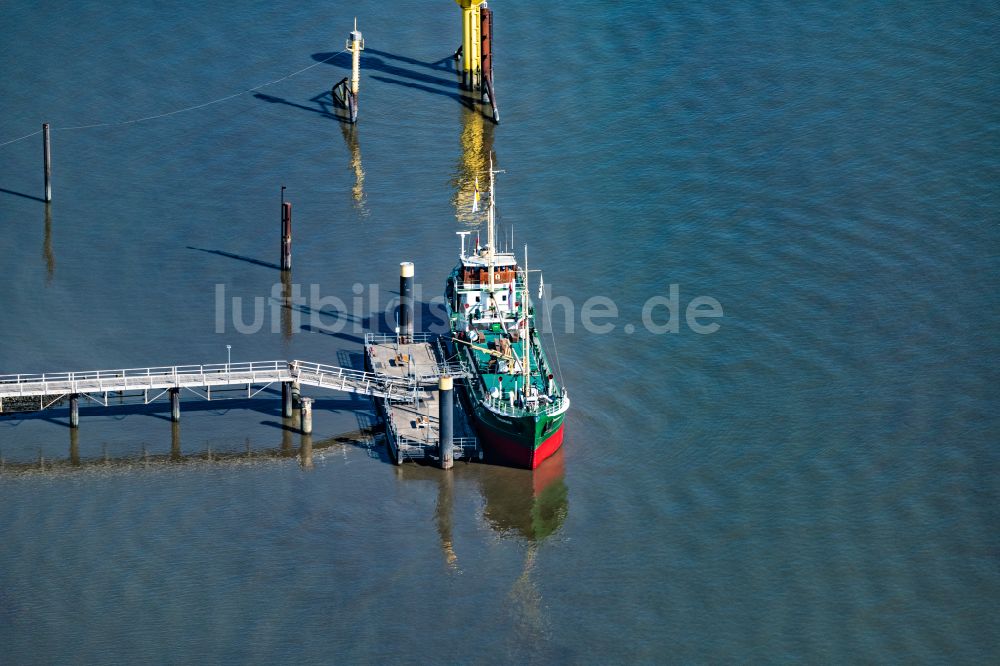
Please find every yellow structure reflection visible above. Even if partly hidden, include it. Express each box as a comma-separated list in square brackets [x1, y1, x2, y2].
[453, 103, 495, 226]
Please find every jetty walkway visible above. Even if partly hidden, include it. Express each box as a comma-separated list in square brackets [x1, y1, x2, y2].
[0, 335, 481, 469]
[0, 360, 418, 412]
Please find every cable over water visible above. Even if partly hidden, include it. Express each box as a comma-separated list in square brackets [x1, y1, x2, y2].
[0, 48, 348, 148]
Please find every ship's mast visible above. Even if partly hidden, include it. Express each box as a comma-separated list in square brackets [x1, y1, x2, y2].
[487, 156, 496, 295]
[522, 243, 530, 397]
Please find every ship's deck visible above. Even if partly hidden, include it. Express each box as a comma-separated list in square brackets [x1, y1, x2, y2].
[466, 329, 550, 403]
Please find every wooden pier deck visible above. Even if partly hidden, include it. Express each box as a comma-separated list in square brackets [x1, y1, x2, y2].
[365, 333, 479, 465]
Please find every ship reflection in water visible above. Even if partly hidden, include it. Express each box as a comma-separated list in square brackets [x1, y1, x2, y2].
[480, 447, 567, 642]
[392, 446, 568, 574]
[479, 446, 568, 542]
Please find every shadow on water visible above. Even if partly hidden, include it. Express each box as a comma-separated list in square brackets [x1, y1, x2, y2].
[299, 324, 366, 345]
[363, 48, 457, 72]
[0, 187, 47, 203]
[288, 298, 448, 340]
[370, 75, 475, 110]
[0, 392, 367, 430]
[314, 48, 456, 73]
[312, 51, 459, 88]
[253, 51, 474, 121]
[310, 49, 475, 110]
[253, 91, 354, 125]
[0, 423, 385, 475]
[187, 245, 280, 270]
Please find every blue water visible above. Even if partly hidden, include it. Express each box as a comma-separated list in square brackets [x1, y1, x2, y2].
[1, 1, 998, 662]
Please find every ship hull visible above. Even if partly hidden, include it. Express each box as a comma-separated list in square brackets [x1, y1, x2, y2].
[461, 385, 566, 468]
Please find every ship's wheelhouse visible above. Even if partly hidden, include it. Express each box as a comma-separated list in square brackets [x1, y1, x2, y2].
[451, 250, 520, 325]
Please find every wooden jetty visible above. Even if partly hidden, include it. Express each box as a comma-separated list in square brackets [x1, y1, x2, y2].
[0, 256, 480, 470]
[365, 333, 479, 467]
[0, 343, 479, 470]
[0, 360, 417, 414]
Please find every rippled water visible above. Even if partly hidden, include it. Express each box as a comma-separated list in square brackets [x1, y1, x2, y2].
[1, 1, 997, 662]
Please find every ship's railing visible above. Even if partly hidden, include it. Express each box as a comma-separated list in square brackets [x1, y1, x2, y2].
[483, 393, 570, 418]
[449, 319, 568, 419]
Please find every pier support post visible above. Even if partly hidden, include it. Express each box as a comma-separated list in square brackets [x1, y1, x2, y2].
[281, 381, 293, 418]
[300, 434, 314, 469]
[400, 261, 414, 343]
[171, 422, 182, 460]
[70, 428, 80, 466]
[300, 397, 313, 435]
[439, 376, 454, 470]
[292, 381, 301, 407]
[69, 393, 79, 429]
[170, 387, 180, 422]
[43, 123, 51, 202]
[282, 415, 294, 455]
[280, 201, 292, 271]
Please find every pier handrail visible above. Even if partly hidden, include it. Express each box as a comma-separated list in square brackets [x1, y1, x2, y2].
[0, 359, 422, 400]
[363, 332, 436, 345]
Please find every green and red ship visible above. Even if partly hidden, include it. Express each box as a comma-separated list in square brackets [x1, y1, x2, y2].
[445, 166, 569, 468]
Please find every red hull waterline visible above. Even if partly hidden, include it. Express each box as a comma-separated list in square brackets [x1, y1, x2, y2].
[480, 423, 565, 469]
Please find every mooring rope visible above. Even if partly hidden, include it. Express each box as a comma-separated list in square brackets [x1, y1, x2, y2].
[0, 48, 348, 149]
[0, 129, 43, 149]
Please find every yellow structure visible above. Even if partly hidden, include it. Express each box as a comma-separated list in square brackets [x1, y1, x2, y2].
[455, 0, 483, 89]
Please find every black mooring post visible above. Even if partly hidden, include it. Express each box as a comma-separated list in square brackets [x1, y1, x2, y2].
[281, 201, 292, 271]
[43, 123, 52, 202]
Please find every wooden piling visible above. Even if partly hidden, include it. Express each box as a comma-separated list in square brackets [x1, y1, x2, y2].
[439, 376, 454, 470]
[280, 201, 292, 271]
[69, 393, 79, 428]
[43, 123, 51, 202]
[300, 396, 314, 435]
[480, 7, 499, 123]
[481, 6, 493, 102]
